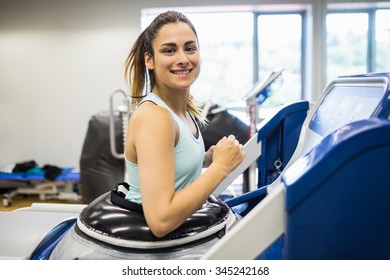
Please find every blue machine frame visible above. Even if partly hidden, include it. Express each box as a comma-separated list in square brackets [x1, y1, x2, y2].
[284, 118, 390, 259]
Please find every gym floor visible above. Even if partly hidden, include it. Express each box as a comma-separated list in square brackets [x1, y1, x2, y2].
[0, 194, 82, 212]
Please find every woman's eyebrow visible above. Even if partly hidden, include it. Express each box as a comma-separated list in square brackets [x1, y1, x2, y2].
[185, 40, 197, 47]
[160, 40, 197, 48]
[160, 42, 176, 48]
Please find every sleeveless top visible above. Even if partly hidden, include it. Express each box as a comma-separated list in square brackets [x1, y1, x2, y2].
[125, 93, 205, 204]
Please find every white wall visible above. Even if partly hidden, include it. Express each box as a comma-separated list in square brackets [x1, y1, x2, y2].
[0, 0, 327, 169]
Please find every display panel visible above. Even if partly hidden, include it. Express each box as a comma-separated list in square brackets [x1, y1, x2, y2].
[309, 85, 385, 136]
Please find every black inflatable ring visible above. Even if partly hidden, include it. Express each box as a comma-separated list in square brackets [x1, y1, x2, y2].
[76, 191, 235, 249]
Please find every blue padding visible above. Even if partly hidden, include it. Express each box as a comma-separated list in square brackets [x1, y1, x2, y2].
[0, 169, 79, 181]
[284, 118, 390, 210]
[283, 118, 390, 259]
[256, 101, 309, 142]
[256, 101, 309, 187]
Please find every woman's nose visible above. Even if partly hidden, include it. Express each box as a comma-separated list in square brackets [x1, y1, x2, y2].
[176, 50, 189, 65]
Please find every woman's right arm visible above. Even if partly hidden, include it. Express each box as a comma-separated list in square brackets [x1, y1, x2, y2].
[129, 104, 244, 238]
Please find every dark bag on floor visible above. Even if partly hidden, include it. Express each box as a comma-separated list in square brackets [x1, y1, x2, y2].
[12, 160, 38, 173]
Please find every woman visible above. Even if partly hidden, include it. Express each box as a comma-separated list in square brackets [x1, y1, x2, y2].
[123, 11, 245, 238]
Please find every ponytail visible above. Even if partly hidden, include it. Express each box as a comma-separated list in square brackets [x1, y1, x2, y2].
[124, 30, 148, 108]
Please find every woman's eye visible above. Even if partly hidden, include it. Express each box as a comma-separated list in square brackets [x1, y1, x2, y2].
[163, 48, 175, 54]
[186, 46, 197, 52]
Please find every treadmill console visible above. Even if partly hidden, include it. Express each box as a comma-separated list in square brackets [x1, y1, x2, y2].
[309, 85, 385, 136]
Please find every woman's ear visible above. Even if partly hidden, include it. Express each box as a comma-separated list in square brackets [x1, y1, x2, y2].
[144, 52, 154, 70]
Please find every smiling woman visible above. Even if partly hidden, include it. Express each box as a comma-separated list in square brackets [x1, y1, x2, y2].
[122, 10, 245, 238]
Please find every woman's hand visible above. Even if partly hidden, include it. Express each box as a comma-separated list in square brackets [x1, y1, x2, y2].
[211, 135, 245, 176]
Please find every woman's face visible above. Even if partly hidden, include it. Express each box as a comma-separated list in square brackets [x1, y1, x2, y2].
[145, 22, 201, 93]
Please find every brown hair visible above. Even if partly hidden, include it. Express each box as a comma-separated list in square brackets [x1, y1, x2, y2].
[124, 10, 205, 123]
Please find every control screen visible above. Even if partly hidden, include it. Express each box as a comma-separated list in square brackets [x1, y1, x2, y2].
[309, 85, 384, 136]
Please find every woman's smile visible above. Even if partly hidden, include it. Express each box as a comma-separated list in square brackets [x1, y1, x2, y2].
[171, 69, 191, 75]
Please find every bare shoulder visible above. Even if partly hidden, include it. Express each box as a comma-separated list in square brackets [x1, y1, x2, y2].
[131, 102, 173, 126]
[130, 101, 176, 135]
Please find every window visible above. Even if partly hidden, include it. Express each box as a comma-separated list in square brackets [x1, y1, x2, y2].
[375, 10, 390, 72]
[326, 6, 390, 84]
[326, 12, 368, 83]
[257, 13, 303, 105]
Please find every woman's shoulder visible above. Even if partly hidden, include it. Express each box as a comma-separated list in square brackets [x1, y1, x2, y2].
[131, 101, 175, 129]
[129, 101, 178, 147]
